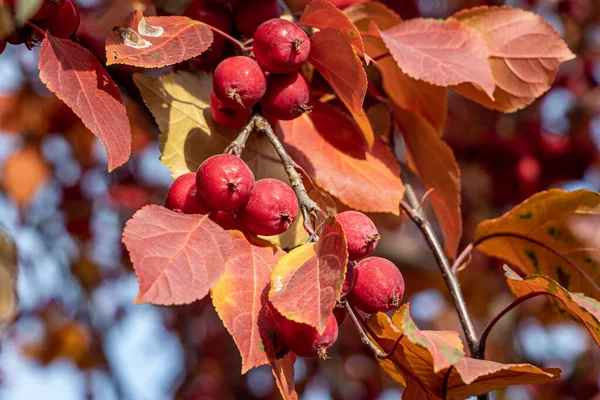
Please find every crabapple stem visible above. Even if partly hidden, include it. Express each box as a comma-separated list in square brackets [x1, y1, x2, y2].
[343, 301, 387, 359]
[26, 21, 46, 37]
[224, 115, 255, 156]
[207, 24, 245, 52]
[254, 114, 323, 234]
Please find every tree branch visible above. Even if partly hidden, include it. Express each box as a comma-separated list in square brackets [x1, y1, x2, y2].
[343, 301, 387, 358]
[224, 115, 255, 156]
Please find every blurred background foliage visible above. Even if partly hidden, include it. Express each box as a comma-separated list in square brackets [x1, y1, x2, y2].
[0, 0, 599, 399]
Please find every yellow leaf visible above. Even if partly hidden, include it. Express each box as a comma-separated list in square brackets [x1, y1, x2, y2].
[0, 228, 17, 331]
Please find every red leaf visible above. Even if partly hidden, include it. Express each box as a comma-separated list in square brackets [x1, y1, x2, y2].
[270, 353, 298, 400]
[38, 33, 131, 171]
[298, 0, 365, 57]
[276, 101, 404, 214]
[269, 217, 347, 332]
[308, 29, 367, 115]
[123, 205, 233, 305]
[379, 18, 495, 97]
[211, 232, 287, 373]
[105, 10, 213, 68]
[394, 108, 462, 258]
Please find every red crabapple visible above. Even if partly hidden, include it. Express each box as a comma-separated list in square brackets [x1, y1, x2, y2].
[37, 0, 80, 38]
[253, 19, 310, 73]
[280, 313, 338, 358]
[210, 91, 251, 129]
[184, 0, 232, 62]
[213, 56, 266, 109]
[260, 72, 311, 121]
[196, 154, 255, 210]
[239, 178, 298, 236]
[348, 257, 405, 314]
[339, 262, 355, 300]
[33, 0, 65, 19]
[165, 172, 211, 214]
[233, 0, 281, 38]
[209, 210, 241, 230]
[336, 211, 380, 261]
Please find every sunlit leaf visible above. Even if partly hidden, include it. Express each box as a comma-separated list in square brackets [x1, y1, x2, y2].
[269, 217, 347, 332]
[123, 205, 233, 305]
[2, 145, 50, 208]
[39, 34, 131, 171]
[452, 6, 576, 112]
[0, 228, 17, 332]
[504, 265, 600, 347]
[344, 1, 401, 32]
[106, 10, 213, 68]
[270, 353, 298, 400]
[473, 189, 600, 298]
[15, 0, 42, 26]
[276, 101, 404, 214]
[379, 18, 494, 97]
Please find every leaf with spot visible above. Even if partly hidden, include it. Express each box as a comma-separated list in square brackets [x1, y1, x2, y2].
[504, 265, 600, 347]
[473, 189, 600, 299]
[269, 217, 347, 333]
[105, 10, 213, 68]
[123, 205, 233, 305]
[133, 71, 288, 182]
[452, 6, 575, 112]
[378, 18, 495, 97]
[276, 101, 404, 215]
[211, 232, 287, 373]
[298, 0, 365, 57]
[39, 33, 131, 171]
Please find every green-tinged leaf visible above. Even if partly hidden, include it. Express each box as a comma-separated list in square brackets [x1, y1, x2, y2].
[504, 265, 600, 347]
[473, 189, 600, 298]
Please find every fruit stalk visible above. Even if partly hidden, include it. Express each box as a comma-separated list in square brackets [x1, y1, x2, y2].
[224, 114, 256, 156]
[343, 300, 386, 358]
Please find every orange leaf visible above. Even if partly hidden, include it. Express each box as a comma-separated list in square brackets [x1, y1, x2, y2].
[269, 217, 347, 333]
[298, 0, 365, 57]
[2, 146, 49, 208]
[105, 10, 213, 68]
[39, 33, 131, 171]
[123, 205, 233, 305]
[308, 29, 367, 115]
[379, 56, 447, 133]
[452, 6, 575, 112]
[276, 101, 404, 214]
[504, 265, 600, 347]
[344, 1, 401, 32]
[394, 109, 462, 258]
[211, 232, 287, 373]
[379, 18, 495, 97]
[270, 353, 298, 400]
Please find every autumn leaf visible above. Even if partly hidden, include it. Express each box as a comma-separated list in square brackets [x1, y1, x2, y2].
[394, 108, 461, 258]
[211, 232, 286, 373]
[504, 265, 600, 347]
[106, 10, 213, 68]
[276, 101, 404, 215]
[269, 217, 347, 333]
[122, 205, 233, 305]
[308, 29, 368, 116]
[0, 228, 18, 332]
[133, 71, 287, 182]
[378, 18, 495, 97]
[379, 56, 447, 133]
[473, 189, 600, 298]
[570, 211, 600, 263]
[298, 0, 365, 57]
[2, 145, 50, 208]
[344, 1, 401, 32]
[270, 353, 298, 400]
[14, 0, 42, 26]
[452, 6, 576, 112]
[39, 33, 131, 171]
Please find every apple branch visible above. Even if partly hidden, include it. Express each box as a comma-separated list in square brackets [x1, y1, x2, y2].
[224, 115, 255, 156]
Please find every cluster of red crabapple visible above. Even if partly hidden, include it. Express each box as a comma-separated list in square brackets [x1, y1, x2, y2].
[1, 0, 81, 53]
[167, 0, 405, 359]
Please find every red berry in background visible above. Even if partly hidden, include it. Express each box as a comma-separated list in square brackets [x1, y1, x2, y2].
[210, 91, 251, 129]
[184, 0, 232, 63]
[260, 72, 311, 121]
[233, 0, 281, 38]
[196, 154, 255, 210]
[0, 40, 6, 55]
[348, 257, 405, 314]
[339, 262, 355, 300]
[32, 0, 65, 19]
[209, 210, 241, 230]
[253, 19, 310, 73]
[333, 307, 346, 325]
[37, 0, 80, 39]
[336, 211, 380, 261]
[165, 172, 211, 214]
[239, 178, 298, 236]
[213, 56, 266, 109]
[280, 313, 338, 359]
